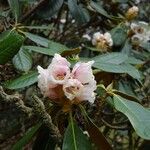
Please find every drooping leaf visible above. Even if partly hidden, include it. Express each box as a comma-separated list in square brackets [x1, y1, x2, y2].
[23, 46, 59, 56]
[111, 25, 127, 46]
[8, 0, 20, 22]
[24, 32, 70, 53]
[93, 60, 140, 79]
[24, 32, 49, 47]
[12, 123, 42, 150]
[126, 57, 144, 65]
[113, 95, 150, 140]
[5, 71, 38, 89]
[13, 48, 32, 72]
[86, 117, 112, 150]
[93, 52, 128, 65]
[68, 0, 90, 24]
[36, 0, 64, 19]
[0, 30, 24, 64]
[90, 1, 111, 19]
[62, 115, 92, 150]
[24, 25, 53, 30]
[113, 90, 140, 103]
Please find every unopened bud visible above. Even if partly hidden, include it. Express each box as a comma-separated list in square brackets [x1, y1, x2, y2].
[125, 6, 139, 21]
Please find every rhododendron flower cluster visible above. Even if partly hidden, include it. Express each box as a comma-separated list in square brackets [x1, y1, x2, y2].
[37, 54, 96, 104]
[92, 32, 113, 51]
[130, 22, 150, 45]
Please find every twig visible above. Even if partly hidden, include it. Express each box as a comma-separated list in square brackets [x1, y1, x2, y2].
[31, 95, 62, 144]
[101, 118, 128, 130]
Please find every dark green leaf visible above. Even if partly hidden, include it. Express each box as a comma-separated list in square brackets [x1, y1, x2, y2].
[111, 26, 127, 46]
[121, 39, 132, 54]
[113, 90, 140, 103]
[12, 123, 42, 150]
[93, 52, 128, 65]
[8, 0, 20, 22]
[36, 0, 64, 19]
[113, 95, 150, 140]
[86, 117, 112, 150]
[90, 1, 111, 18]
[13, 48, 32, 72]
[24, 32, 49, 47]
[23, 46, 58, 56]
[93, 63, 140, 79]
[62, 117, 92, 150]
[0, 30, 24, 64]
[5, 71, 38, 89]
[68, 0, 90, 24]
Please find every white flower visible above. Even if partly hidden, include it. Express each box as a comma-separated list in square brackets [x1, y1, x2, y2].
[130, 21, 150, 44]
[92, 32, 113, 50]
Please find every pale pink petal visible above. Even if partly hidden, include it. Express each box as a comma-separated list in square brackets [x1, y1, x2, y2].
[72, 61, 95, 84]
[63, 79, 84, 100]
[48, 53, 70, 68]
[49, 65, 70, 84]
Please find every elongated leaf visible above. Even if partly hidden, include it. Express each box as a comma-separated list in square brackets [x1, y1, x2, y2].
[24, 32, 49, 47]
[126, 57, 143, 65]
[68, 0, 89, 24]
[5, 71, 38, 89]
[8, 0, 20, 22]
[13, 48, 32, 72]
[86, 117, 112, 150]
[12, 123, 42, 150]
[113, 90, 140, 103]
[80, 105, 112, 150]
[0, 30, 24, 64]
[62, 119, 92, 150]
[90, 1, 111, 18]
[23, 46, 58, 56]
[93, 52, 128, 65]
[113, 95, 150, 139]
[93, 62, 140, 79]
[24, 32, 69, 52]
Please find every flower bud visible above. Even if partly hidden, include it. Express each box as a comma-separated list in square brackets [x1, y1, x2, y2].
[125, 6, 139, 21]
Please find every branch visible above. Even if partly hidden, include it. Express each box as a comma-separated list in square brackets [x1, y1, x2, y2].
[31, 95, 62, 144]
[0, 86, 32, 117]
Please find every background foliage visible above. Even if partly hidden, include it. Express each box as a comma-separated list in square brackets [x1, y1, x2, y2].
[0, 0, 150, 149]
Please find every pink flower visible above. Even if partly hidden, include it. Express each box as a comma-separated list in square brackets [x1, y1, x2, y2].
[37, 66, 58, 99]
[63, 79, 84, 100]
[49, 53, 70, 67]
[64, 61, 97, 103]
[37, 53, 97, 104]
[72, 61, 95, 84]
